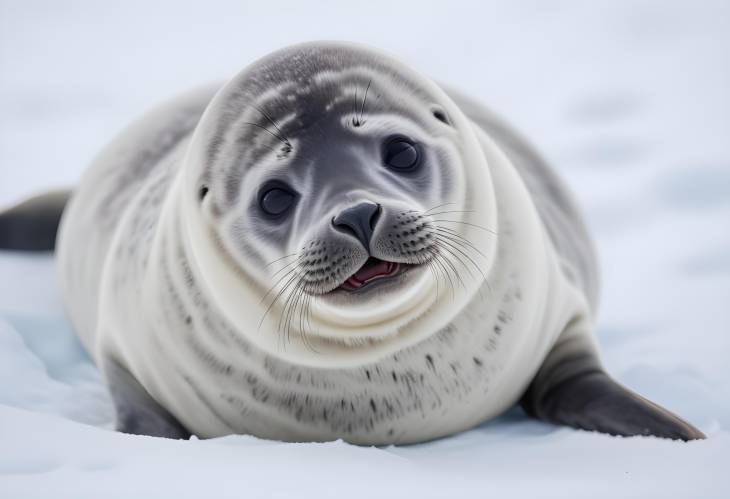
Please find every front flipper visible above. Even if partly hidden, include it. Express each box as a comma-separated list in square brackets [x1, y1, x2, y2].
[521, 319, 705, 441]
[105, 360, 191, 439]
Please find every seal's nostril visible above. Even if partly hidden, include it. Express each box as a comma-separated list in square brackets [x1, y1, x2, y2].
[332, 219, 358, 239]
[332, 201, 380, 251]
[369, 204, 382, 230]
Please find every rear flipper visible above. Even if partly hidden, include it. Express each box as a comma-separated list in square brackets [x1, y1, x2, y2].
[521, 318, 705, 441]
[0, 189, 71, 251]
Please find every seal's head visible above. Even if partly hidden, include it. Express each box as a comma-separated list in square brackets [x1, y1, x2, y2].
[182, 42, 497, 365]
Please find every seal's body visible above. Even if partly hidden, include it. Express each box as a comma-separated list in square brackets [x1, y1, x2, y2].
[2, 42, 703, 442]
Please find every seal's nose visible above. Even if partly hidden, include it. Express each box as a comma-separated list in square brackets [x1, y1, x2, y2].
[332, 201, 381, 251]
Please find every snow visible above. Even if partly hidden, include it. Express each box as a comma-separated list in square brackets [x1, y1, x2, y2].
[1, 0, 729, 497]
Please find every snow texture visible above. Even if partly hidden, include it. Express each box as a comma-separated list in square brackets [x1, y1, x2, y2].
[1, 0, 729, 497]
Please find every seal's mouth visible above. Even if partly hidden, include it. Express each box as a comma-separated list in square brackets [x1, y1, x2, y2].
[339, 257, 403, 292]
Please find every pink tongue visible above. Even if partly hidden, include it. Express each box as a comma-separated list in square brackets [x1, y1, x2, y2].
[343, 259, 399, 289]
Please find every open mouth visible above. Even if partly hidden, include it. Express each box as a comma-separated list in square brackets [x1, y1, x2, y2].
[339, 257, 403, 292]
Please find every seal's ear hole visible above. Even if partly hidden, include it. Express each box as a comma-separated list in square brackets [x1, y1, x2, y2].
[431, 106, 451, 125]
[199, 186, 209, 202]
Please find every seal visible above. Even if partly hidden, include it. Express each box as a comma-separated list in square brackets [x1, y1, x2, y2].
[0, 41, 704, 443]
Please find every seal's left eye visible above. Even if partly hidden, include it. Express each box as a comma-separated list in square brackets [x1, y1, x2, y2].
[384, 139, 420, 172]
[260, 186, 296, 217]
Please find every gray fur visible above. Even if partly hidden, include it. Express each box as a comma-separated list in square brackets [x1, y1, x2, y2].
[105, 360, 191, 439]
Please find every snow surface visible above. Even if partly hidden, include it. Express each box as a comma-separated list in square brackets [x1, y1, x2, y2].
[1, 1, 729, 497]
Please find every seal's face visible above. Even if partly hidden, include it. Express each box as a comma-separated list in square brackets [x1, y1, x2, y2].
[227, 75, 459, 301]
[189, 43, 489, 353]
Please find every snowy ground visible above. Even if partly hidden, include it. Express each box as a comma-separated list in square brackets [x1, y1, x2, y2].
[1, 1, 729, 497]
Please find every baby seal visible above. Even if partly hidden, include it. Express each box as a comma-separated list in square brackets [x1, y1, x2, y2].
[0, 41, 704, 443]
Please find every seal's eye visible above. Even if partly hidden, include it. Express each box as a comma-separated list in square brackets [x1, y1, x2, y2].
[260, 185, 296, 217]
[383, 139, 420, 172]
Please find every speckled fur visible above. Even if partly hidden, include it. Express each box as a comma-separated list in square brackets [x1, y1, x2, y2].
[56, 42, 598, 444]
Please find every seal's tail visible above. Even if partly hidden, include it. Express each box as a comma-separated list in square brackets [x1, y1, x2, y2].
[0, 190, 71, 251]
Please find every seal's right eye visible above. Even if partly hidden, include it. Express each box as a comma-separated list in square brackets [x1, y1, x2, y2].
[259, 184, 296, 217]
[383, 138, 420, 172]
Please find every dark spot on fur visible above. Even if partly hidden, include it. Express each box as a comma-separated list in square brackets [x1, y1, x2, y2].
[473, 357, 483, 366]
[498, 310, 510, 323]
[425, 354, 435, 370]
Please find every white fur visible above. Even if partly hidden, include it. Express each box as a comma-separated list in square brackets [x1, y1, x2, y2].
[57, 44, 592, 444]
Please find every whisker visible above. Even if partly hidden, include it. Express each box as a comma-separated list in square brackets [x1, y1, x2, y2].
[258, 269, 301, 330]
[421, 202, 458, 214]
[265, 252, 299, 268]
[241, 122, 289, 147]
[434, 244, 468, 292]
[279, 277, 304, 344]
[435, 236, 485, 280]
[435, 240, 488, 300]
[299, 291, 311, 349]
[351, 84, 359, 126]
[299, 292, 319, 353]
[432, 230, 489, 264]
[259, 263, 301, 305]
[270, 274, 301, 349]
[432, 219, 498, 235]
[304, 292, 317, 348]
[431, 227, 489, 259]
[421, 209, 476, 217]
[403, 202, 458, 216]
[358, 78, 372, 125]
[288, 283, 307, 346]
[270, 256, 304, 279]
[425, 260, 440, 300]
[426, 247, 455, 300]
[252, 104, 291, 146]
[433, 230, 493, 295]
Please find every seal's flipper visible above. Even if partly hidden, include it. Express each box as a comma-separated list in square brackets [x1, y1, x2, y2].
[0, 189, 71, 251]
[105, 360, 191, 439]
[524, 370, 705, 441]
[522, 319, 705, 441]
